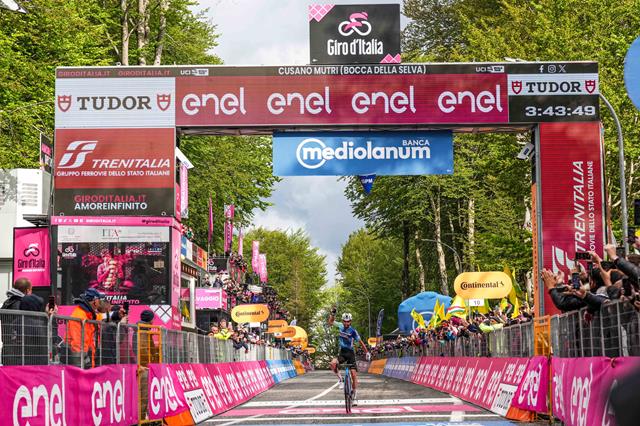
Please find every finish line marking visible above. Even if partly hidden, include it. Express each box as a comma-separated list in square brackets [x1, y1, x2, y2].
[208, 413, 502, 423]
[243, 397, 459, 407]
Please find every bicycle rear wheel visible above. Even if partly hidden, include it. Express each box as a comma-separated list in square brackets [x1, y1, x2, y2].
[343, 368, 352, 413]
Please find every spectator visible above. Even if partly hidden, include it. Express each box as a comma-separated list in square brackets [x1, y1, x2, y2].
[19, 295, 49, 365]
[133, 309, 159, 365]
[67, 288, 105, 368]
[102, 305, 128, 365]
[1, 278, 32, 365]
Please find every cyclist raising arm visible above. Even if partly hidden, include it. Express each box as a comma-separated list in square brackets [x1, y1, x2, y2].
[328, 306, 371, 406]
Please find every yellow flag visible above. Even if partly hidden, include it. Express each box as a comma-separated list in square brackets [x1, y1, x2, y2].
[410, 308, 426, 329]
[504, 265, 521, 319]
[437, 301, 448, 321]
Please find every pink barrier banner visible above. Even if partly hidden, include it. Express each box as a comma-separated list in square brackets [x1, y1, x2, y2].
[511, 356, 549, 414]
[0, 364, 138, 426]
[551, 356, 640, 426]
[411, 356, 529, 416]
[148, 361, 276, 421]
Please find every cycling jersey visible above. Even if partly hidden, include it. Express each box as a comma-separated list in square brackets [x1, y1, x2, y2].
[334, 322, 361, 351]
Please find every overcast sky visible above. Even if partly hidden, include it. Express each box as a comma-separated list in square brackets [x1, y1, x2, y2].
[198, 0, 406, 285]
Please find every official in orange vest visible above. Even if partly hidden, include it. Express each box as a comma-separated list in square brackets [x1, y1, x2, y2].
[67, 288, 105, 368]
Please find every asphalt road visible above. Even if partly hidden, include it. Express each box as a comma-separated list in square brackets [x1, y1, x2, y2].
[205, 370, 548, 426]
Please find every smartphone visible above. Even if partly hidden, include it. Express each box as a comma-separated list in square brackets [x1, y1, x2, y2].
[123, 301, 129, 314]
[601, 261, 615, 271]
[48, 295, 55, 310]
[575, 252, 591, 260]
[571, 272, 581, 289]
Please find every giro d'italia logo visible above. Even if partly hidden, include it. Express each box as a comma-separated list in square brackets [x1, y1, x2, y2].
[338, 12, 371, 36]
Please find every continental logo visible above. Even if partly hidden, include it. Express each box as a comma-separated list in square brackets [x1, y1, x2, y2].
[454, 271, 512, 299]
[459, 280, 506, 290]
[231, 304, 270, 323]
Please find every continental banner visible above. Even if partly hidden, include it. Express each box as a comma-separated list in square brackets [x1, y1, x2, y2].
[231, 304, 270, 323]
[368, 358, 387, 375]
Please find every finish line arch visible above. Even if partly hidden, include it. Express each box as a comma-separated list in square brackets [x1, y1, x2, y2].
[52, 62, 604, 316]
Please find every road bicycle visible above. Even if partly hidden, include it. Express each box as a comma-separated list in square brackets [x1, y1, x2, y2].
[340, 363, 356, 413]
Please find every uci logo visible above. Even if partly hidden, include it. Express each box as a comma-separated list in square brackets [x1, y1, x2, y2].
[338, 12, 371, 36]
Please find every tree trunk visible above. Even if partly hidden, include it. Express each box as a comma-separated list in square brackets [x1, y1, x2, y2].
[137, 0, 150, 65]
[402, 222, 410, 300]
[153, 0, 168, 65]
[429, 193, 449, 295]
[448, 213, 461, 274]
[414, 230, 425, 292]
[467, 197, 476, 271]
[120, 0, 129, 65]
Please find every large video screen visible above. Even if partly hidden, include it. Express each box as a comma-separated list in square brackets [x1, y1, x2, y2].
[57, 226, 171, 305]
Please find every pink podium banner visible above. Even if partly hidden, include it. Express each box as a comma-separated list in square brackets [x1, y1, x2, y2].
[148, 361, 276, 421]
[0, 364, 138, 426]
[551, 356, 640, 426]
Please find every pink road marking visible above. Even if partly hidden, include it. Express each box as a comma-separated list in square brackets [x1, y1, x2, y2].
[221, 404, 481, 416]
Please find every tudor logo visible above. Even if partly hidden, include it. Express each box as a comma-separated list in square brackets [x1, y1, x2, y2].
[57, 95, 173, 111]
[511, 81, 523, 94]
[57, 95, 72, 112]
[58, 140, 98, 169]
[585, 80, 596, 94]
[157, 94, 171, 111]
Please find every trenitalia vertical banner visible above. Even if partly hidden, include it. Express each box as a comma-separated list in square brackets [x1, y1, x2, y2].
[537, 122, 605, 315]
[13, 227, 50, 287]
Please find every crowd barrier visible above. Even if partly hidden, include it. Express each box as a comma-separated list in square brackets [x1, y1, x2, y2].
[0, 309, 291, 367]
[371, 355, 640, 425]
[0, 358, 302, 425]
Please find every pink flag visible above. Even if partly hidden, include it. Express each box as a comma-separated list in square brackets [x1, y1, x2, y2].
[224, 220, 233, 254]
[224, 204, 235, 219]
[252, 241, 259, 271]
[259, 254, 267, 283]
[238, 228, 244, 257]
[208, 197, 213, 244]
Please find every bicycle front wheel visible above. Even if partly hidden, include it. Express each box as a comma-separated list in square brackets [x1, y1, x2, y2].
[344, 369, 352, 413]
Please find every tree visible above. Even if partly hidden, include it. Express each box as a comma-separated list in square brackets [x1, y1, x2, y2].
[0, 0, 220, 169]
[180, 136, 279, 251]
[337, 229, 407, 335]
[243, 228, 327, 333]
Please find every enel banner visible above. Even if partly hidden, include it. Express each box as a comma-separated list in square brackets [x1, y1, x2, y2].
[0, 364, 138, 426]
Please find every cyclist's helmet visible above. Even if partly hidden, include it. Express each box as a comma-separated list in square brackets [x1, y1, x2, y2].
[341, 312, 353, 321]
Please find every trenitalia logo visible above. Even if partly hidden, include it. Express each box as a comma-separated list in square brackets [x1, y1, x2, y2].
[295, 138, 431, 169]
[58, 140, 98, 169]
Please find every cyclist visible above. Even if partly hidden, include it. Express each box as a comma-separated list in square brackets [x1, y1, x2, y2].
[328, 307, 371, 406]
